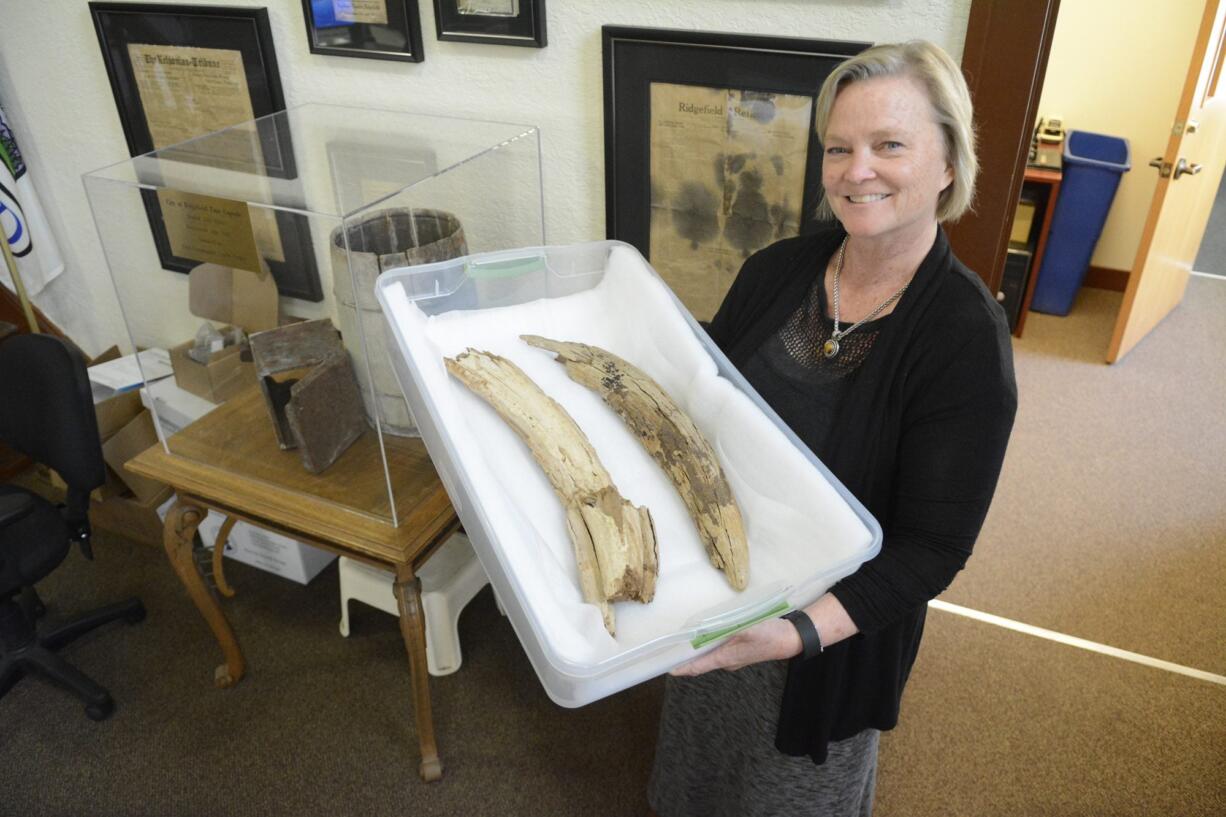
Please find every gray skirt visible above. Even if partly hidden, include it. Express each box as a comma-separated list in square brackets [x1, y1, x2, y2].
[647, 659, 878, 817]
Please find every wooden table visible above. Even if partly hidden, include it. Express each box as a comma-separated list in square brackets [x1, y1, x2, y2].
[127, 387, 459, 781]
[1014, 166, 1063, 337]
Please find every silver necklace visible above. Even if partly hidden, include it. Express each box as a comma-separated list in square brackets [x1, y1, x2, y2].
[822, 238, 911, 360]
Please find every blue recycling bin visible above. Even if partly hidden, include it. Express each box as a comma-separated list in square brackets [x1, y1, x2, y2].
[1029, 131, 1131, 315]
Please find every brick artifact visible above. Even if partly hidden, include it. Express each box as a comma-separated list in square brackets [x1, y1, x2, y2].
[248, 319, 366, 473]
[285, 353, 367, 474]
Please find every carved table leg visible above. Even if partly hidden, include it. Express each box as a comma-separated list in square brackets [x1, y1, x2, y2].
[163, 499, 246, 689]
[393, 570, 442, 782]
[211, 515, 238, 598]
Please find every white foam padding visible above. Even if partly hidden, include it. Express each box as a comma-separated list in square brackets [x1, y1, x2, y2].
[383, 246, 873, 667]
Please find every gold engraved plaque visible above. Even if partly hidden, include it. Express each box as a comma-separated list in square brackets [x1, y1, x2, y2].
[157, 189, 262, 274]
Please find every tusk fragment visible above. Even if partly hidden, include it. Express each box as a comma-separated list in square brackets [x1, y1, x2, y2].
[445, 348, 658, 634]
[522, 336, 748, 590]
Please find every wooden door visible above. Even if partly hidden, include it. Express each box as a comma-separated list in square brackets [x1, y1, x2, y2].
[949, 0, 1061, 296]
[1108, 0, 1226, 362]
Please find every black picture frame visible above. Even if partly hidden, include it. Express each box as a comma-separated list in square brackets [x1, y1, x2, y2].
[90, 2, 323, 302]
[302, 0, 425, 63]
[602, 26, 868, 306]
[433, 0, 545, 48]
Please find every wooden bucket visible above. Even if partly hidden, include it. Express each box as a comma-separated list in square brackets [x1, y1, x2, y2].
[331, 208, 467, 436]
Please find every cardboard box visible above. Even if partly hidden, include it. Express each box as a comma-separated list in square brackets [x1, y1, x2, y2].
[215, 524, 336, 585]
[167, 262, 280, 404]
[170, 337, 255, 403]
[1010, 200, 1037, 247]
[101, 409, 167, 504]
[51, 388, 144, 501]
[95, 389, 143, 440]
[189, 263, 280, 334]
[90, 485, 175, 550]
[154, 498, 335, 585]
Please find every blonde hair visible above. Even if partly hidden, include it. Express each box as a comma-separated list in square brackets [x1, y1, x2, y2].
[813, 40, 977, 223]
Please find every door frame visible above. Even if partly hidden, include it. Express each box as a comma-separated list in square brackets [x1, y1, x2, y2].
[948, 0, 1061, 297]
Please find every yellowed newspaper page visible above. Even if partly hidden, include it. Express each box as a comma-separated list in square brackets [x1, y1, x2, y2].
[649, 83, 812, 321]
[127, 43, 283, 262]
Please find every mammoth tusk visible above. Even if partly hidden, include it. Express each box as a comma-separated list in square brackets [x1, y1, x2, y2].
[522, 335, 748, 591]
[445, 348, 658, 635]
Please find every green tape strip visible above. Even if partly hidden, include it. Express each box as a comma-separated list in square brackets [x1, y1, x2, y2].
[690, 600, 791, 649]
[466, 256, 546, 279]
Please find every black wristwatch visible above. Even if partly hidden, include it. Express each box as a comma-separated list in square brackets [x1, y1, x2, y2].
[782, 609, 823, 660]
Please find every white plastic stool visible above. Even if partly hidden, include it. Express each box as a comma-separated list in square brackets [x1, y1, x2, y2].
[338, 532, 488, 676]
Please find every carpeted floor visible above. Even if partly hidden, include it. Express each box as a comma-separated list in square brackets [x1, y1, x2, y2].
[1, 278, 1223, 816]
[945, 277, 1226, 673]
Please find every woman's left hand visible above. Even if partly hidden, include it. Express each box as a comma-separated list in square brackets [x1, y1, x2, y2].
[670, 617, 802, 676]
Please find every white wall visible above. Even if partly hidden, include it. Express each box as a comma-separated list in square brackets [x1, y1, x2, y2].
[0, 0, 970, 355]
[1036, 0, 1205, 272]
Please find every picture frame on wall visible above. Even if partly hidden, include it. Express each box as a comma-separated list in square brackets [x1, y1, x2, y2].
[602, 25, 868, 320]
[89, 2, 323, 302]
[433, 0, 545, 48]
[302, 0, 425, 63]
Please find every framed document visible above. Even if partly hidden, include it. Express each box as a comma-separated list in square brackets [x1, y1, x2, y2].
[302, 0, 425, 63]
[326, 140, 439, 216]
[433, 0, 545, 48]
[602, 26, 867, 320]
[90, 3, 323, 302]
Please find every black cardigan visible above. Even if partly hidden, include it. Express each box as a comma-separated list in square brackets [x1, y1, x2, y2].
[706, 226, 1017, 763]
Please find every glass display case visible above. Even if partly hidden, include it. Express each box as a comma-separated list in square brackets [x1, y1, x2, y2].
[83, 103, 545, 527]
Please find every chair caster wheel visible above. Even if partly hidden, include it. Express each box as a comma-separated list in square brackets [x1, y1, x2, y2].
[86, 697, 114, 721]
[125, 603, 147, 625]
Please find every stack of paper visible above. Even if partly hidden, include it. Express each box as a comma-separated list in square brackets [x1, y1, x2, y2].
[87, 349, 173, 395]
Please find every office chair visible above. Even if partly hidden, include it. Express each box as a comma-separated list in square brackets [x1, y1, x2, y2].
[0, 333, 146, 720]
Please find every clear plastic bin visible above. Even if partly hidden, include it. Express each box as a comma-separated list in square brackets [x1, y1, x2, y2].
[376, 240, 881, 706]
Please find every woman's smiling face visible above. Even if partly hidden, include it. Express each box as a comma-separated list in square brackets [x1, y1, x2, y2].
[821, 74, 954, 248]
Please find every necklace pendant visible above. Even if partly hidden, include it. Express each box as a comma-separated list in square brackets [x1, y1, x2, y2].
[822, 337, 840, 359]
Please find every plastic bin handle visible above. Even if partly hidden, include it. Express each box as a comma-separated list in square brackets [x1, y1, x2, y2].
[687, 581, 791, 649]
[465, 251, 548, 280]
[690, 600, 790, 649]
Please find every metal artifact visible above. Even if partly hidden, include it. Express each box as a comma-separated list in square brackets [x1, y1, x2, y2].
[248, 318, 365, 474]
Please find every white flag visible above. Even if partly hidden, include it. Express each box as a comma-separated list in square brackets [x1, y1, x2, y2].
[0, 101, 64, 296]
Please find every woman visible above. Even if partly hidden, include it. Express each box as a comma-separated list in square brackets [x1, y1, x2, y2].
[648, 41, 1017, 817]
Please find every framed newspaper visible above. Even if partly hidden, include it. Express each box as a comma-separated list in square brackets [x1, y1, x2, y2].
[90, 3, 323, 302]
[601, 26, 867, 321]
[302, 0, 425, 63]
[433, 0, 545, 48]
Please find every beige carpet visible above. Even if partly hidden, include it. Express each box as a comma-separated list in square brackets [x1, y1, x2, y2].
[878, 275, 1226, 816]
[945, 277, 1226, 674]
[878, 611, 1226, 817]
